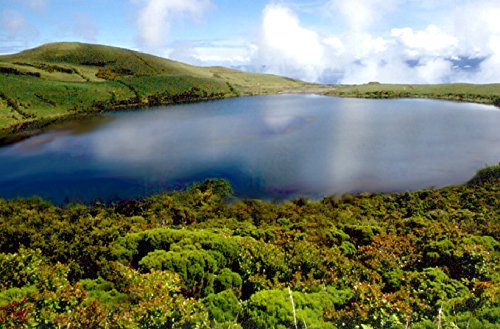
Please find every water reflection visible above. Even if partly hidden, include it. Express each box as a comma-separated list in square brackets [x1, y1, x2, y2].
[0, 95, 499, 203]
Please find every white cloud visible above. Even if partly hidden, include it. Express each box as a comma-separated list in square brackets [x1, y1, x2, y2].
[322, 36, 344, 56]
[253, 4, 326, 82]
[132, 0, 210, 49]
[392, 25, 458, 58]
[190, 47, 251, 64]
[326, 0, 398, 31]
[340, 54, 416, 84]
[475, 35, 500, 83]
[351, 33, 389, 59]
[415, 57, 454, 83]
[168, 41, 256, 66]
[336, 35, 456, 84]
[248, 4, 405, 83]
[240, 1, 500, 84]
[452, 1, 500, 82]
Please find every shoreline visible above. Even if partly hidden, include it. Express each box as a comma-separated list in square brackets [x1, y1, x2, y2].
[1, 87, 499, 147]
[0, 92, 242, 146]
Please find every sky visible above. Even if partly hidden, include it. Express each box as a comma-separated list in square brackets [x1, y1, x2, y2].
[1, 0, 500, 84]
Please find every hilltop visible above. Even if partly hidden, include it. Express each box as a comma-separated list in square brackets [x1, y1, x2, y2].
[0, 42, 310, 142]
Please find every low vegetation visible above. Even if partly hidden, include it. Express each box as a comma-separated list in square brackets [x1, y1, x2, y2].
[0, 165, 498, 328]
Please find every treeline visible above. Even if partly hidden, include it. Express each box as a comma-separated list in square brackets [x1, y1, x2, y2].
[0, 167, 498, 328]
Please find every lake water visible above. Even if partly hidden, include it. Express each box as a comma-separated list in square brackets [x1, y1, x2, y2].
[0, 94, 499, 204]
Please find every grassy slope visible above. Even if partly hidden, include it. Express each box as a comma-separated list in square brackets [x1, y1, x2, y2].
[323, 82, 500, 104]
[0, 42, 310, 140]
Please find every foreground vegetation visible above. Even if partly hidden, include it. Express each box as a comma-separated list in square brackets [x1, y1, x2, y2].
[323, 82, 500, 105]
[0, 165, 498, 328]
[0, 42, 309, 143]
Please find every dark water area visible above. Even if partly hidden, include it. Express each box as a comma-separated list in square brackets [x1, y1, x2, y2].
[0, 94, 499, 204]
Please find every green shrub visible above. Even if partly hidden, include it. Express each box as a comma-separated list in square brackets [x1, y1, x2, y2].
[204, 290, 242, 324]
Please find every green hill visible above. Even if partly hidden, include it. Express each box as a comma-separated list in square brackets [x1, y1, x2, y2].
[0, 42, 310, 142]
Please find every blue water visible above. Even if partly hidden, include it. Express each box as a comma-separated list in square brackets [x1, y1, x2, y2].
[0, 94, 499, 203]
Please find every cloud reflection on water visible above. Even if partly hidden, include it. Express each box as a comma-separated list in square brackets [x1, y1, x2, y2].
[0, 95, 499, 203]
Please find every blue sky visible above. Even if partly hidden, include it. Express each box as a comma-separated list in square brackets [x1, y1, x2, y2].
[1, 0, 500, 84]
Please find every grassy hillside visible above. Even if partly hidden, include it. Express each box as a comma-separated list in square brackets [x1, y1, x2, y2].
[0, 42, 309, 142]
[323, 82, 500, 104]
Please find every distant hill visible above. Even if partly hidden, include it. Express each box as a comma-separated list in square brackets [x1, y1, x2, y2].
[0, 42, 310, 141]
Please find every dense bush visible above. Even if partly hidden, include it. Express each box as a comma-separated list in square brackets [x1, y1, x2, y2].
[0, 166, 498, 328]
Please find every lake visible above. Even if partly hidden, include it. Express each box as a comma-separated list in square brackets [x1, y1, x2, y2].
[0, 94, 499, 204]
